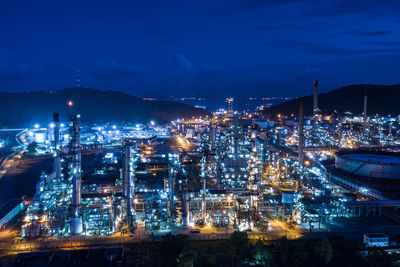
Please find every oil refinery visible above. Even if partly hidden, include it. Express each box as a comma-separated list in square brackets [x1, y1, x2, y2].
[7, 82, 400, 242]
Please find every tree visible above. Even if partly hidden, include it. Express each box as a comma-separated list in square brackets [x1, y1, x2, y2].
[313, 238, 333, 265]
[158, 233, 187, 265]
[253, 238, 273, 264]
[229, 231, 251, 263]
[367, 248, 394, 267]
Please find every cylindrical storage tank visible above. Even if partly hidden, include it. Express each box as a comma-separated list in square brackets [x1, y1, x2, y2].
[282, 190, 295, 204]
[335, 151, 400, 179]
[70, 217, 83, 235]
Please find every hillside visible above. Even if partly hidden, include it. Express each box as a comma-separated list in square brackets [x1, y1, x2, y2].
[0, 88, 210, 128]
[264, 84, 400, 116]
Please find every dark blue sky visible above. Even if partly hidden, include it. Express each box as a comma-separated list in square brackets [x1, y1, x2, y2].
[1, 0, 400, 97]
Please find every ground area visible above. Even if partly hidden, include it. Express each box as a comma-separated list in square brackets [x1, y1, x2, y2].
[1, 232, 398, 266]
[0, 154, 53, 205]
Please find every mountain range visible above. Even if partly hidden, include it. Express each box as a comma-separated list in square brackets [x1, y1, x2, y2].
[0, 88, 210, 128]
[265, 84, 400, 117]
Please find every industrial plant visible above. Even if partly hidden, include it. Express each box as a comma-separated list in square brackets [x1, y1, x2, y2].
[0, 80, 395, 245]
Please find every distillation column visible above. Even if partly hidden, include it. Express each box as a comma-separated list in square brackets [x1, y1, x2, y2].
[53, 112, 61, 178]
[200, 157, 206, 222]
[313, 80, 318, 128]
[363, 86, 368, 134]
[209, 125, 216, 151]
[298, 98, 304, 178]
[233, 119, 239, 159]
[123, 141, 135, 231]
[69, 113, 83, 235]
[167, 154, 176, 227]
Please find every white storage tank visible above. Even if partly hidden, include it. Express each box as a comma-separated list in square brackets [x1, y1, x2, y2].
[282, 190, 295, 204]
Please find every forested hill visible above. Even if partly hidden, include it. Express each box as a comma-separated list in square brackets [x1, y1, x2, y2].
[0, 88, 210, 128]
[264, 84, 400, 116]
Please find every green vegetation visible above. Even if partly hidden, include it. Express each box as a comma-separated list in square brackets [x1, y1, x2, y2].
[0, 88, 210, 127]
[123, 232, 398, 266]
[265, 84, 400, 117]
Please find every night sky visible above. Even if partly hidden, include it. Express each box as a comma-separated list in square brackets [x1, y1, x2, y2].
[1, 0, 400, 97]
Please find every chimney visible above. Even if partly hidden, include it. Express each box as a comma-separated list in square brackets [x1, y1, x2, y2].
[53, 112, 61, 178]
[69, 113, 83, 235]
[299, 98, 304, 175]
[123, 141, 135, 231]
[363, 85, 368, 133]
[313, 80, 318, 126]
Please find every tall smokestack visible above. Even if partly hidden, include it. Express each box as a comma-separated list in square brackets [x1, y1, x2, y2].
[168, 154, 176, 227]
[53, 112, 61, 178]
[183, 191, 190, 226]
[123, 141, 135, 231]
[200, 157, 206, 221]
[76, 69, 81, 88]
[363, 85, 368, 133]
[209, 125, 216, 151]
[233, 119, 239, 159]
[313, 80, 318, 127]
[69, 112, 83, 235]
[298, 98, 304, 175]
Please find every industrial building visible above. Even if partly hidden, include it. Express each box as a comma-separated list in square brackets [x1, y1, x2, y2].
[11, 81, 400, 243]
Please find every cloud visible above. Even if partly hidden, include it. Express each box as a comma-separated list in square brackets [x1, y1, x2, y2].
[298, 66, 320, 74]
[201, 64, 223, 72]
[306, 0, 400, 17]
[0, 59, 47, 80]
[174, 53, 224, 77]
[252, 24, 304, 31]
[210, 0, 312, 15]
[266, 39, 400, 56]
[174, 54, 194, 71]
[360, 41, 400, 46]
[345, 30, 393, 36]
[266, 39, 311, 48]
[311, 46, 355, 56]
[91, 60, 143, 80]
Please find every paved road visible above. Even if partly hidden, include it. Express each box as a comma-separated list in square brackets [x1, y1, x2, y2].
[0, 154, 53, 205]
